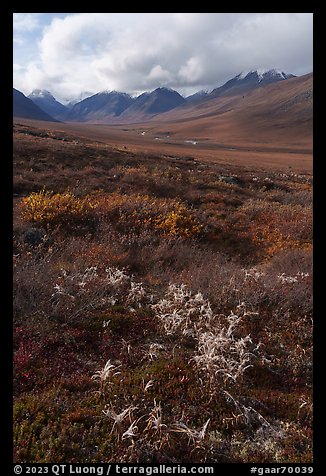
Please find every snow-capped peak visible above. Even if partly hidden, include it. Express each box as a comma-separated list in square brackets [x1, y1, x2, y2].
[256, 69, 267, 81]
[29, 89, 54, 98]
[98, 90, 131, 97]
[154, 86, 179, 94]
[237, 71, 248, 80]
[268, 68, 289, 79]
[236, 69, 291, 82]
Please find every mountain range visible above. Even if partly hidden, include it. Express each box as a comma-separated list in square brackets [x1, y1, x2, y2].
[13, 69, 307, 125]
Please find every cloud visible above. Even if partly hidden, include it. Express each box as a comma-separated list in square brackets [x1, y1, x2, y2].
[148, 65, 173, 85]
[13, 13, 313, 101]
[179, 57, 204, 83]
[13, 63, 23, 72]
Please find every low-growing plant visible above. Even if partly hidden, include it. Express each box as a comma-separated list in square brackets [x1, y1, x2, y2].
[20, 190, 203, 239]
[20, 189, 94, 229]
[50, 266, 150, 321]
[151, 283, 213, 336]
[91, 192, 203, 238]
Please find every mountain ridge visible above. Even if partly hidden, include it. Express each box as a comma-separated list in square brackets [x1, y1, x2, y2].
[13, 88, 58, 122]
[120, 87, 186, 121]
[208, 69, 296, 99]
[15, 69, 309, 125]
[65, 91, 134, 122]
[28, 89, 67, 120]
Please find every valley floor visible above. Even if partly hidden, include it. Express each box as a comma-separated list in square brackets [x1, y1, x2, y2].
[16, 118, 313, 174]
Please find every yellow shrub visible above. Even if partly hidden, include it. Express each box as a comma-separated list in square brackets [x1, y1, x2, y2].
[104, 193, 203, 238]
[20, 190, 203, 238]
[91, 192, 203, 238]
[154, 206, 203, 238]
[239, 200, 312, 259]
[20, 190, 92, 228]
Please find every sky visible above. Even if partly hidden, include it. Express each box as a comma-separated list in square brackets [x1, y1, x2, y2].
[13, 13, 313, 103]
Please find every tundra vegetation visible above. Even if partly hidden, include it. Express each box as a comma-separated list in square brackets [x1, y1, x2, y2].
[13, 123, 312, 463]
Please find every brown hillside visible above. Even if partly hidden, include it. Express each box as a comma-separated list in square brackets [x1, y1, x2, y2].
[153, 73, 313, 148]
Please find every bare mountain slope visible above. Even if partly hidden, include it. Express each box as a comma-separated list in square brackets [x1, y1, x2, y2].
[13, 88, 58, 122]
[28, 90, 67, 120]
[152, 73, 312, 147]
[121, 87, 186, 120]
[65, 91, 134, 122]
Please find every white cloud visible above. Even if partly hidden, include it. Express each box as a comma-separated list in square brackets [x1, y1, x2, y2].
[13, 63, 23, 72]
[13, 13, 313, 102]
[148, 65, 173, 84]
[179, 57, 204, 83]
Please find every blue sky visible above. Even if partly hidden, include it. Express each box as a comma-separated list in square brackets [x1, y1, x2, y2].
[13, 13, 313, 103]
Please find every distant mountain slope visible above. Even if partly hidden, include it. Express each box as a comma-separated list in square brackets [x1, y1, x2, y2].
[13, 88, 58, 122]
[185, 90, 209, 104]
[209, 69, 296, 99]
[152, 73, 313, 147]
[122, 87, 186, 120]
[28, 90, 67, 120]
[65, 91, 134, 122]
